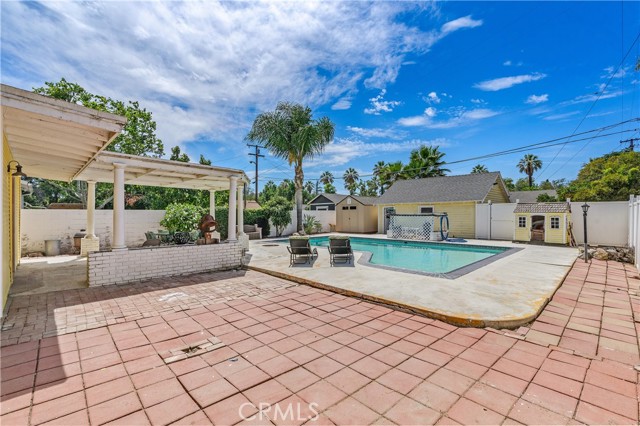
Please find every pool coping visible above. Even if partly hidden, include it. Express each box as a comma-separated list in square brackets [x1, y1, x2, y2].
[271, 236, 523, 279]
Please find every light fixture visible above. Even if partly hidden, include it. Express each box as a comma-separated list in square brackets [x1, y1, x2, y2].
[6, 160, 27, 178]
[582, 203, 590, 263]
[581, 203, 590, 215]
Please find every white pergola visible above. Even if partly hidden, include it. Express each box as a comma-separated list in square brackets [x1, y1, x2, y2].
[1, 84, 249, 252]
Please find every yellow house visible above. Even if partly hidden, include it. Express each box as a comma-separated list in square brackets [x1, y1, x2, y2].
[376, 172, 510, 239]
[513, 202, 571, 245]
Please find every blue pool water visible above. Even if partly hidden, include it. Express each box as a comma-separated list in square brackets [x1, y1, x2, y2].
[295, 236, 507, 274]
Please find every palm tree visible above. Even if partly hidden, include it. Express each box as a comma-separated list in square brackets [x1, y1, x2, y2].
[246, 102, 334, 233]
[517, 154, 542, 188]
[404, 145, 449, 178]
[319, 171, 334, 186]
[471, 164, 489, 174]
[343, 167, 360, 195]
[379, 161, 405, 192]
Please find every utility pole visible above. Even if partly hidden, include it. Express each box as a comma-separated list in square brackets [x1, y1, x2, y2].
[620, 138, 639, 151]
[247, 144, 265, 202]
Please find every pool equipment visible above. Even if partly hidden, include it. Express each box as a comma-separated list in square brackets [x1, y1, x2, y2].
[387, 213, 449, 241]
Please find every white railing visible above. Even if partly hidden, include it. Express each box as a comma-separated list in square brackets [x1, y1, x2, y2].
[629, 195, 640, 268]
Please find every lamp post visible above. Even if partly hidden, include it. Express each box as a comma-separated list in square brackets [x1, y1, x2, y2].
[582, 203, 590, 263]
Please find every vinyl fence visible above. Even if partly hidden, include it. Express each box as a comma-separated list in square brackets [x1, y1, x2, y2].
[628, 195, 640, 268]
[475, 201, 629, 246]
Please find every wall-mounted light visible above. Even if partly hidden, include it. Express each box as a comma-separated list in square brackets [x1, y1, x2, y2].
[6, 160, 27, 178]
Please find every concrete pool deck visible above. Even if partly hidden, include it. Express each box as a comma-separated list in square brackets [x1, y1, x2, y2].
[247, 234, 578, 328]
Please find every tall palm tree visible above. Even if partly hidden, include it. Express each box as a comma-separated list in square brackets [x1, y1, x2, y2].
[372, 161, 387, 194]
[517, 154, 543, 188]
[319, 171, 334, 186]
[404, 145, 449, 178]
[471, 164, 489, 174]
[379, 161, 405, 192]
[246, 102, 334, 233]
[343, 168, 360, 195]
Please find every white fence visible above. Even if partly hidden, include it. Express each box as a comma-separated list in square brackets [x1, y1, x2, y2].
[21, 209, 165, 255]
[628, 196, 640, 268]
[268, 209, 336, 237]
[475, 201, 630, 246]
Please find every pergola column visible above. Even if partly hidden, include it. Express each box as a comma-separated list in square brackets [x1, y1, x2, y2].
[237, 181, 244, 235]
[228, 176, 238, 241]
[209, 190, 216, 219]
[86, 180, 97, 238]
[112, 162, 126, 250]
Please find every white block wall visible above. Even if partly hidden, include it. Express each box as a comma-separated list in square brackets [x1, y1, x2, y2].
[88, 242, 243, 287]
[269, 209, 336, 237]
[21, 209, 165, 255]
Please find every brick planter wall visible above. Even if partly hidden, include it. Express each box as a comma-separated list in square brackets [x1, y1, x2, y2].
[88, 241, 243, 287]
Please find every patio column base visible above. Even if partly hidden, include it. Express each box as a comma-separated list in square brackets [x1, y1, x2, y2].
[80, 237, 100, 257]
[238, 233, 249, 251]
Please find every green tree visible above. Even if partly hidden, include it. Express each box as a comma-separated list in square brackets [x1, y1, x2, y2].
[403, 146, 449, 179]
[323, 183, 336, 194]
[358, 179, 379, 197]
[471, 164, 489, 174]
[536, 193, 558, 202]
[199, 155, 212, 165]
[517, 154, 542, 188]
[514, 177, 535, 191]
[246, 102, 334, 233]
[562, 151, 640, 201]
[343, 168, 360, 195]
[170, 146, 190, 162]
[538, 179, 554, 190]
[379, 161, 405, 193]
[34, 78, 164, 157]
[260, 181, 278, 203]
[319, 171, 334, 186]
[503, 177, 515, 191]
[263, 196, 293, 236]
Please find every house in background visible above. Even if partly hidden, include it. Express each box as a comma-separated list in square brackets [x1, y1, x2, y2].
[307, 193, 349, 211]
[509, 190, 558, 203]
[376, 172, 510, 238]
[335, 195, 378, 233]
[245, 200, 261, 210]
[513, 202, 571, 245]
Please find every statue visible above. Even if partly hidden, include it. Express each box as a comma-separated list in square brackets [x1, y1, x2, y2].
[198, 214, 219, 244]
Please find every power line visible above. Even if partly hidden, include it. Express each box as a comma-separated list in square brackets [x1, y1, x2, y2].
[620, 137, 639, 151]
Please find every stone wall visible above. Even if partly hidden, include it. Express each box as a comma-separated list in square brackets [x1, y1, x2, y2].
[88, 241, 243, 287]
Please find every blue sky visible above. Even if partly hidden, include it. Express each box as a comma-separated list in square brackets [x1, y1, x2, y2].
[2, 1, 639, 192]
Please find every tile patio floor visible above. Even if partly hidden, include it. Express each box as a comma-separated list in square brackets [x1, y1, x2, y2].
[1, 260, 639, 425]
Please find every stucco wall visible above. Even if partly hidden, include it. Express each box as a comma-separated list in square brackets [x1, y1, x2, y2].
[377, 202, 477, 238]
[21, 209, 165, 255]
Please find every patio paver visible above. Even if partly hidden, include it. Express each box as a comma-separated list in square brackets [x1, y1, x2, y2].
[1, 259, 639, 425]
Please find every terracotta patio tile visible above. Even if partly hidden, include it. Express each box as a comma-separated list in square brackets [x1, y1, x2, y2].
[213, 356, 252, 378]
[138, 378, 186, 408]
[131, 365, 175, 389]
[503, 348, 546, 369]
[353, 381, 403, 414]
[531, 370, 583, 399]
[119, 345, 157, 362]
[367, 332, 400, 346]
[269, 337, 303, 355]
[88, 392, 143, 425]
[540, 358, 587, 382]
[508, 399, 571, 426]
[1, 374, 35, 396]
[522, 383, 578, 418]
[257, 354, 297, 378]
[304, 356, 344, 378]
[444, 357, 488, 381]
[547, 350, 591, 368]
[350, 356, 393, 380]
[371, 347, 410, 367]
[243, 379, 291, 405]
[325, 367, 371, 395]
[328, 331, 360, 346]
[574, 401, 637, 426]
[376, 368, 422, 395]
[580, 383, 638, 420]
[409, 381, 459, 412]
[414, 347, 453, 367]
[447, 397, 505, 425]
[226, 365, 270, 391]
[276, 367, 321, 393]
[145, 394, 199, 426]
[86, 376, 135, 407]
[404, 331, 439, 347]
[103, 410, 150, 425]
[584, 368, 636, 396]
[308, 339, 343, 355]
[169, 356, 209, 376]
[285, 346, 322, 365]
[297, 380, 347, 411]
[394, 357, 437, 380]
[30, 391, 86, 424]
[349, 338, 384, 355]
[385, 397, 441, 425]
[190, 378, 239, 408]
[124, 354, 164, 375]
[204, 393, 256, 426]
[325, 397, 380, 425]
[0, 390, 32, 415]
[0, 407, 30, 426]
[463, 382, 517, 416]
[270, 394, 320, 426]
[480, 370, 528, 397]
[177, 366, 219, 391]
[40, 408, 90, 426]
[35, 362, 82, 386]
[201, 346, 239, 366]
[427, 368, 475, 395]
[492, 357, 538, 382]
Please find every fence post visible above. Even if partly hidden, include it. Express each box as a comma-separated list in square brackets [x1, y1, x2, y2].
[629, 195, 635, 248]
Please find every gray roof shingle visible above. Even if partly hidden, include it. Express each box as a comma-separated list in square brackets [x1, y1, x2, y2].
[513, 202, 570, 213]
[509, 190, 558, 203]
[308, 193, 349, 205]
[376, 172, 502, 204]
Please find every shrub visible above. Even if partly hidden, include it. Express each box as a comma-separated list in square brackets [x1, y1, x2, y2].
[160, 203, 206, 233]
[245, 208, 271, 237]
[303, 214, 322, 234]
[263, 196, 292, 236]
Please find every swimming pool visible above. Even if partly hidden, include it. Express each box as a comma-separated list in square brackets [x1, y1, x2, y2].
[280, 236, 515, 278]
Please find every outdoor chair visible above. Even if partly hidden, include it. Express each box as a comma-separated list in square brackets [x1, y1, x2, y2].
[328, 236, 353, 266]
[243, 224, 262, 240]
[287, 236, 318, 266]
[145, 231, 156, 240]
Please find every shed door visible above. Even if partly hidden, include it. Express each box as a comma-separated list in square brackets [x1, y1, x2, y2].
[531, 215, 545, 241]
[345, 205, 357, 232]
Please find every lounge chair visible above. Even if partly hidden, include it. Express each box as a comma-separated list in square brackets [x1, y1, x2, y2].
[328, 236, 353, 266]
[287, 236, 318, 266]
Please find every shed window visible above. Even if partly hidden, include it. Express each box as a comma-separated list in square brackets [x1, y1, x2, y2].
[349, 206, 357, 210]
[342, 206, 348, 210]
[419, 206, 434, 214]
[518, 216, 527, 228]
[550, 217, 560, 229]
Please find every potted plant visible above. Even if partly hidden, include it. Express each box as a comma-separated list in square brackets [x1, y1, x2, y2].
[160, 203, 206, 244]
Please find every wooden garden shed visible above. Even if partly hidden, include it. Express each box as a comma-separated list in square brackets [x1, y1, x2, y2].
[335, 195, 378, 233]
[513, 202, 571, 245]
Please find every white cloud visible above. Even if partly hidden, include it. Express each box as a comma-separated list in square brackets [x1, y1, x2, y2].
[543, 111, 580, 121]
[474, 73, 546, 91]
[602, 66, 627, 79]
[308, 137, 449, 168]
[332, 97, 352, 110]
[526, 94, 549, 104]
[503, 60, 512, 66]
[440, 15, 483, 35]
[425, 91, 440, 104]
[470, 98, 485, 104]
[424, 107, 437, 117]
[565, 90, 623, 105]
[2, 1, 478, 152]
[503, 60, 523, 67]
[398, 107, 499, 128]
[346, 126, 407, 139]
[364, 89, 401, 115]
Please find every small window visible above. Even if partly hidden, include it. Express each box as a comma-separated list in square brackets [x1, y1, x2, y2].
[342, 206, 348, 210]
[518, 216, 527, 228]
[316, 206, 328, 211]
[550, 217, 560, 229]
[419, 206, 434, 214]
[349, 206, 357, 210]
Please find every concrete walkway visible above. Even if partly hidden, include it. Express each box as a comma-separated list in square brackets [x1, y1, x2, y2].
[248, 237, 577, 328]
[1, 260, 639, 425]
[9, 255, 88, 297]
